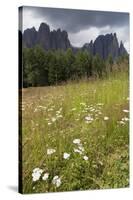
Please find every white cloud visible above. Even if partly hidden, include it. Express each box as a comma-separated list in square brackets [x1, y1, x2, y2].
[22, 7, 129, 53]
[23, 9, 43, 31]
[69, 26, 129, 52]
[69, 27, 100, 47]
[22, 7, 56, 31]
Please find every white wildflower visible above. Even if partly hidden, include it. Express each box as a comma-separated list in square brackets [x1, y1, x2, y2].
[33, 168, 43, 173]
[83, 156, 88, 161]
[48, 122, 52, 126]
[73, 139, 81, 144]
[32, 168, 43, 182]
[47, 148, 56, 155]
[122, 117, 129, 121]
[51, 117, 56, 122]
[56, 110, 61, 114]
[52, 176, 61, 187]
[98, 111, 102, 115]
[97, 103, 104, 106]
[63, 153, 70, 159]
[48, 108, 54, 111]
[74, 148, 82, 154]
[34, 108, 38, 112]
[38, 105, 46, 110]
[78, 145, 84, 152]
[119, 121, 125, 125]
[85, 116, 94, 121]
[98, 161, 103, 165]
[123, 109, 129, 113]
[90, 108, 95, 112]
[104, 116, 109, 121]
[42, 173, 49, 181]
[52, 175, 58, 182]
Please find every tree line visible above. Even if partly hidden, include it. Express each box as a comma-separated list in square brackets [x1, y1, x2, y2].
[22, 45, 128, 87]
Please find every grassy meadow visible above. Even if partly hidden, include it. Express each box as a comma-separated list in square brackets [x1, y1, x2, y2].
[21, 70, 129, 193]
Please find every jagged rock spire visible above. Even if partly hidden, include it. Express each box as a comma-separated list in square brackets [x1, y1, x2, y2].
[23, 23, 128, 59]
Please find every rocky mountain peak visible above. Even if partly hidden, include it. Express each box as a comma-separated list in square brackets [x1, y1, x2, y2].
[119, 41, 127, 56]
[23, 23, 128, 59]
[23, 27, 37, 48]
[38, 23, 50, 33]
[83, 33, 127, 60]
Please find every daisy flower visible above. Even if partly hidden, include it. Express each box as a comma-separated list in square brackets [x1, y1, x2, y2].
[123, 109, 129, 113]
[104, 116, 109, 121]
[85, 116, 94, 121]
[73, 139, 81, 144]
[47, 148, 56, 155]
[52, 176, 61, 187]
[32, 168, 43, 182]
[63, 153, 70, 159]
[42, 173, 49, 181]
[74, 148, 82, 154]
[83, 156, 88, 161]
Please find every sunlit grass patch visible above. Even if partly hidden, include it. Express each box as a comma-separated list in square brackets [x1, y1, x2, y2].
[21, 71, 129, 193]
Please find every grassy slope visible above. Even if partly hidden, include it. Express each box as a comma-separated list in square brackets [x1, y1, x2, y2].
[21, 71, 129, 193]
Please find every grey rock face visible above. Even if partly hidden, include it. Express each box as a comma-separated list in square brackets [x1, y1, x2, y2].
[50, 29, 71, 50]
[23, 23, 71, 50]
[37, 23, 51, 50]
[93, 33, 119, 60]
[23, 23, 128, 60]
[23, 27, 37, 48]
[119, 41, 128, 56]
[83, 33, 127, 60]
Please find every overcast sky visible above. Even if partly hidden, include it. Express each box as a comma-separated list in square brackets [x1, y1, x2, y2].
[22, 6, 129, 52]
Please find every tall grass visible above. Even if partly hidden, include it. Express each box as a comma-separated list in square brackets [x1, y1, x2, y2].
[21, 71, 129, 193]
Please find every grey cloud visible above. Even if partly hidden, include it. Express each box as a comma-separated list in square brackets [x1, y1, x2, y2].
[23, 6, 129, 33]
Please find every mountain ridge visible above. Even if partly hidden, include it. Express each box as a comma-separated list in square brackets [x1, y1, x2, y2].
[23, 22, 128, 60]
